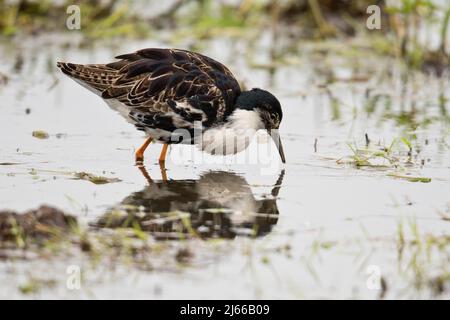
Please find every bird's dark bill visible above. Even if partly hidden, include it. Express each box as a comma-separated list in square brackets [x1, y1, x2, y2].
[269, 130, 286, 163]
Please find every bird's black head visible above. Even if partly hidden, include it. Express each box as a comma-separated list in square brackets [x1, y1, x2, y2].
[235, 88, 286, 163]
[235, 88, 283, 129]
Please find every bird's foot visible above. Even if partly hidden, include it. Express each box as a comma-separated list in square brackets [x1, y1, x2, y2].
[135, 157, 144, 166]
[135, 137, 153, 165]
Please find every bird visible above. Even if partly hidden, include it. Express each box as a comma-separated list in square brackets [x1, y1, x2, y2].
[57, 48, 285, 165]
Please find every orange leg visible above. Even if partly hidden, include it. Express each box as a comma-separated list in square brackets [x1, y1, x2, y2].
[159, 144, 169, 181]
[159, 144, 169, 163]
[159, 161, 168, 182]
[135, 137, 153, 164]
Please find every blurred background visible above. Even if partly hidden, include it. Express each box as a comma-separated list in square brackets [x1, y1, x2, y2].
[0, 0, 448, 73]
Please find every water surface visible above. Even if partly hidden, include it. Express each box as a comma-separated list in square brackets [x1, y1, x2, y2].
[0, 33, 449, 299]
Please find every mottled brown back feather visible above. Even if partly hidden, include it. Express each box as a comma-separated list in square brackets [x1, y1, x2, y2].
[57, 48, 242, 130]
[56, 62, 119, 93]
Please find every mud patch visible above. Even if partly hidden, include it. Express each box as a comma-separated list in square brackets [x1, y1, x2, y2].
[0, 205, 76, 245]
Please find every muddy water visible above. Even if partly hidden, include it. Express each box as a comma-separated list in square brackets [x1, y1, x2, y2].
[0, 34, 449, 299]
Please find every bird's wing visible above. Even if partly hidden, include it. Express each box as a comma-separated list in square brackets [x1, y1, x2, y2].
[57, 48, 241, 131]
[106, 48, 241, 127]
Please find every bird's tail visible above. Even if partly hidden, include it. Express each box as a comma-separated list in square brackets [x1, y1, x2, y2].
[56, 62, 119, 95]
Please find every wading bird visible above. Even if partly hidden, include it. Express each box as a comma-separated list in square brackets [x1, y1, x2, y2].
[57, 48, 285, 165]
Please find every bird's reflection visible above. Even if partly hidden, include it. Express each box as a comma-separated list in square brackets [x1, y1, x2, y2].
[95, 168, 284, 240]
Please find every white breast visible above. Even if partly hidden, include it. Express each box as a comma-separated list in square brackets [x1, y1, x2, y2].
[200, 109, 263, 155]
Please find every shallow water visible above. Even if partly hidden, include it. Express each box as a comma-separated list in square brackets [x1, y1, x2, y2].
[0, 33, 449, 299]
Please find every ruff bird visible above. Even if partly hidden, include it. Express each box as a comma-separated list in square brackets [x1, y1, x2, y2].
[57, 48, 285, 164]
